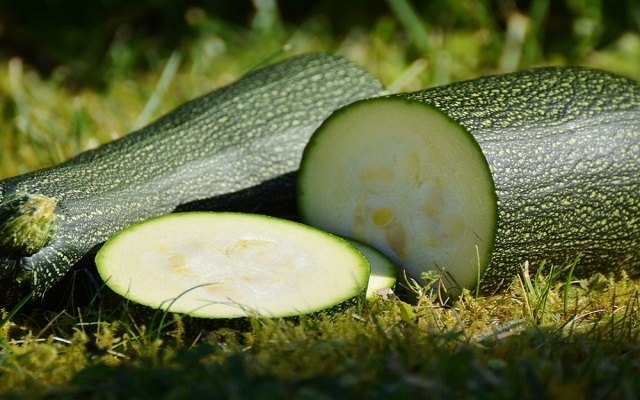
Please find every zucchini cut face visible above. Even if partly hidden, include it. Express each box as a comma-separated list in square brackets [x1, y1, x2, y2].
[95, 212, 369, 319]
[346, 239, 397, 299]
[298, 98, 497, 292]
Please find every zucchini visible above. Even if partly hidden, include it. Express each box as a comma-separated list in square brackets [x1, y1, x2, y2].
[95, 212, 369, 319]
[0, 53, 383, 305]
[346, 239, 397, 299]
[298, 67, 640, 295]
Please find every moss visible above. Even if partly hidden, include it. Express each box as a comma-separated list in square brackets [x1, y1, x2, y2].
[0, 271, 639, 398]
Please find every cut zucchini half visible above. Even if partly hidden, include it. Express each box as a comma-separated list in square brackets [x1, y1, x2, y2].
[298, 98, 496, 292]
[95, 212, 369, 319]
[300, 67, 640, 294]
[346, 239, 397, 298]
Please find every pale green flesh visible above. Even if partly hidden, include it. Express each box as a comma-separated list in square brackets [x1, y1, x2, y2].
[299, 98, 497, 291]
[346, 239, 397, 298]
[95, 212, 369, 319]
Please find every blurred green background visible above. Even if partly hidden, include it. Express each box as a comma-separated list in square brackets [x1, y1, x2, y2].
[0, 0, 638, 178]
[1, 0, 638, 86]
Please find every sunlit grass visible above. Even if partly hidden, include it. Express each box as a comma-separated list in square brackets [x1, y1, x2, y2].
[1, 2, 639, 398]
[1, 267, 639, 398]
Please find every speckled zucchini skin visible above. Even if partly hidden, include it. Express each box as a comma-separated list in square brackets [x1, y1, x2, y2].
[0, 53, 384, 305]
[403, 67, 639, 294]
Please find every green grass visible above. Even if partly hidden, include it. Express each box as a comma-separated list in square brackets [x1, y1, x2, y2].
[2, 267, 639, 399]
[1, 2, 640, 399]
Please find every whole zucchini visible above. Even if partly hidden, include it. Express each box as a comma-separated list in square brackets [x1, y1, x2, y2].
[0, 53, 384, 305]
[298, 67, 640, 295]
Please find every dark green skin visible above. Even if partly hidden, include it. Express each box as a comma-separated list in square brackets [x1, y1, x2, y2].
[404, 67, 640, 294]
[0, 53, 384, 305]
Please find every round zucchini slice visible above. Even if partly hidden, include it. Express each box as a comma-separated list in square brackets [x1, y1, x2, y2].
[95, 212, 369, 319]
[346, 239, 397, 299]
